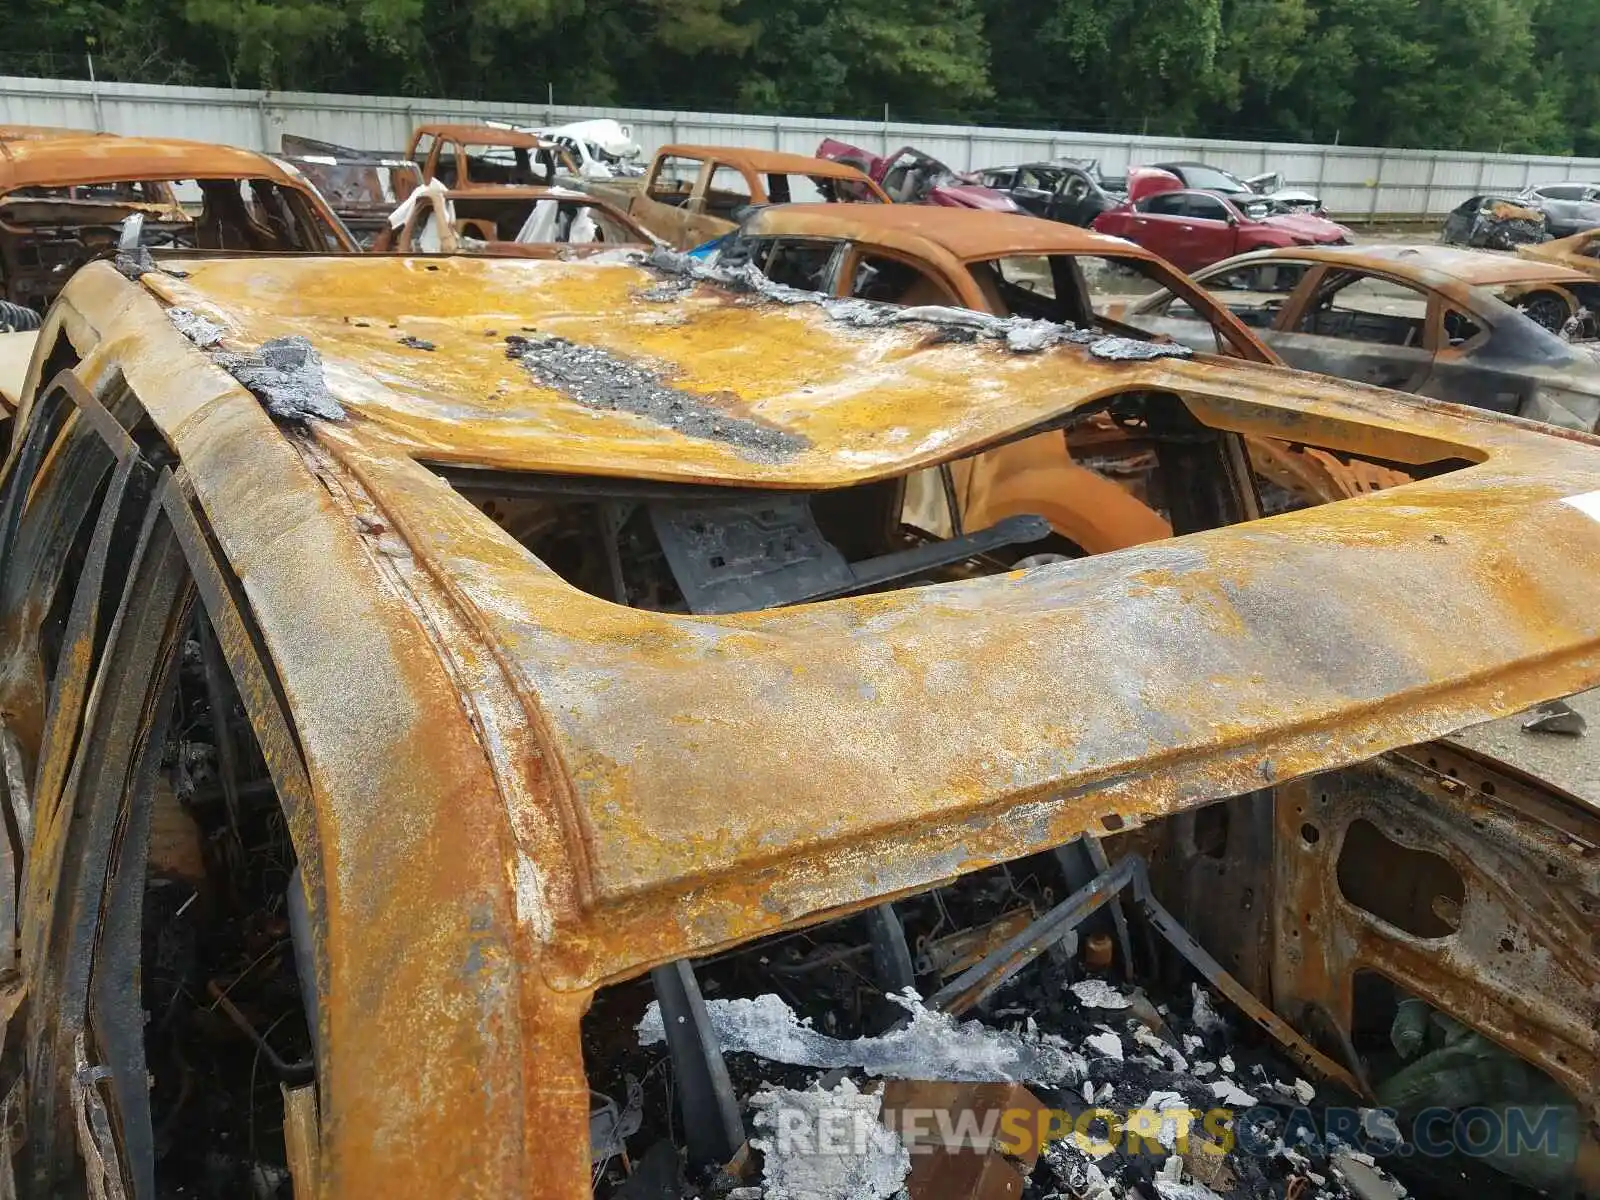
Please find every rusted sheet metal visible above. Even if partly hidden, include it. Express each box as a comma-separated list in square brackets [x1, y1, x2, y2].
[1519, 228, 1600, 278]
[745, 202, 1177, 264]
[1271, 756, 1600, 1118]
[140, 253, 1481, 483]
[656, 143, 892, 198]
[45, 251, 1600, 1196]
[0, 136, 318, 192]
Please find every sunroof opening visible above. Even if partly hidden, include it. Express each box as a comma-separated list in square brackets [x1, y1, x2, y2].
[427, 389, 1474, 616]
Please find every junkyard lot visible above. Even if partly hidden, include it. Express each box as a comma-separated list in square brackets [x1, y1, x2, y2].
[1, 122, 1600, 1200]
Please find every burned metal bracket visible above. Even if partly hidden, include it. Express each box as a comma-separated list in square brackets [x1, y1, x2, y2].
[648, 960, 743, 1167]
[781, 514, 1049, 606]
[864, 902, 916, 996]
[930, 853, 1369, 1099]
[1053, 834, 1134, 981]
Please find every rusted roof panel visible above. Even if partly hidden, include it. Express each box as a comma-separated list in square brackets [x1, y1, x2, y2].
[142, 254, 1468, 485]
[745, 202, 1148, 262]
[1284, 242, 1597, 288]
[0, 135, 304, 190]
[657, 143, 882, 181]
[45, 253, 1600, 1197]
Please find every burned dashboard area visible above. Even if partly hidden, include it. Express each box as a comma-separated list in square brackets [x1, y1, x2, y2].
[430, 389, 1260, 614]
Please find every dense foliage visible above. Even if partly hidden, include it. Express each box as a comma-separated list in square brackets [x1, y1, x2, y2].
[9, 0, 1598, 153]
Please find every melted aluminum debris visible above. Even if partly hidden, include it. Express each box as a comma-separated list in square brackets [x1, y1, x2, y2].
[115, 247, 187, 282]
[749, 1078, 911, 1200]
[505, 332, 807, 461]
[166, 307, 224, 349]
[641, 246, 1193, 361]
[214, 335, 345, 423]
[636, 988, 1084, 1086]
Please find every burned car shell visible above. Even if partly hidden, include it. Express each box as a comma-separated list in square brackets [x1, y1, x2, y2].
[1123, 243, 1600, 430]
[974, 161, 1120, 227]
[373, 182, 653, 253]
[6, 251, 1600, 1195]
[279, 133, 424, 247]
[1440, 194, 1549, 250]
[1516, 181, 1600, 239]
[0, 135, 358, 313]
[817, 138, 1020, 212]
[588, 144, 889, 250]
[407, 123, 578, 190]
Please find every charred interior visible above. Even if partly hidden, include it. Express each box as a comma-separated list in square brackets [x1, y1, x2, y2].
[135, 610, 309, 1198]
[0, 178, 339, 313]
[435, 391, 1267, 614]
[581, 744, 1600, 1200]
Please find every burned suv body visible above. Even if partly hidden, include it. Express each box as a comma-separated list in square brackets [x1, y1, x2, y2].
[0, 248, 1596, 1198]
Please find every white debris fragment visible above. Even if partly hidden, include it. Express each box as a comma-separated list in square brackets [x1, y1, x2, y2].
[637, 989, 1084, 1085]
[749, 1078, 911, 1200]
[1182, 1034, 1203, 1056]
[1191, 1060, 1217, 1077]
[1293, 1078, 1317, 1104]
[1210, 1079, 1257, 1106]
[1137, 1091, 1192, 1150]
[1092, 1082, 1114, 1105]
[1160, 1154, 1185, 1182]
[1085, 1031, 1124, 1061]
[1133, 1025, 1189, 1072]
[1190, 985, 1226, 1036]
[1219, 1055, 1236, 1074]
[1070, 980, 1132, 1009]
[1154, 1182, 1226, 1200]
[1082, 1081, 1096, 1103]
[1360, 1107, 1404, 1146]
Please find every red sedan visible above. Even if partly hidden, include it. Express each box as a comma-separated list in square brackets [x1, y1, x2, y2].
[1094, 167, 1351, 272]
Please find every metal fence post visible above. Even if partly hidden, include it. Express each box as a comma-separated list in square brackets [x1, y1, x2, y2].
[1422, 154, 1439, 218]
[86, 54, 104, 132]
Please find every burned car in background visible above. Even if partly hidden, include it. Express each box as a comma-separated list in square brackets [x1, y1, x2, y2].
[1440, 194, 1549, 250]
[279, 133, 423, 247]
[1150, 160, 1324, 214]
[1093, 168, 1351, 272]
[975, 160, 1122, 227]
[407, 122, 576, 190]
[1, 245, 1599, 1199]
[584, 144, 888, 250]
[372, 179, 652, 253]
[1120, 243, 1600, 430]
[0, 135, 356, 316]
[817, 137, 1021, 211]
[716, 201, 1388, 523]
[1515, 181, 1600, 239]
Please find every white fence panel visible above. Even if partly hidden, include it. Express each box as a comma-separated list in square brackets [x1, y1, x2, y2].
[6, 73, 1600, 218]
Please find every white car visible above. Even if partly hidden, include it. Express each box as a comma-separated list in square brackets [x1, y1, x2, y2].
[528, 119, 645, 180]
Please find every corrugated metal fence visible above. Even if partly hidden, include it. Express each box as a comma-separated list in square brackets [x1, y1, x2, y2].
[6, 73, 1600, 219]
